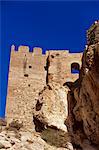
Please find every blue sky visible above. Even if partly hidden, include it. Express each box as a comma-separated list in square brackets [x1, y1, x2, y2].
[0, 1, 99, 118]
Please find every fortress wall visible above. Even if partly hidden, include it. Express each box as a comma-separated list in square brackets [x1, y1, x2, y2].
[6, 46, 82, 130]
[47, 51, 70, 85]
[6, 46, 47, 130]
[46, 50, 82, 85]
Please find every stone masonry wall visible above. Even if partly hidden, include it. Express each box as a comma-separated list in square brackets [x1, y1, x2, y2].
[6, 46, 47, 131]
[6, 46, 82, 130]
[46, 50, 82, 85]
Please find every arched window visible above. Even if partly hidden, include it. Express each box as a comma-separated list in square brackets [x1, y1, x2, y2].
[71, 62, 80, 74]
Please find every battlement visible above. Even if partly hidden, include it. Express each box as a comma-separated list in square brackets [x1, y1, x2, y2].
[11, 45, 43, 55]
[33, 47, 42, 55]
[10, 45, 82, 70]
[10, 45, 82, 72]
[11, 45, 82, 57]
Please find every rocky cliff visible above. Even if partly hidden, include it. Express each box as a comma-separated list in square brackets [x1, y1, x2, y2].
[66, 21, 99, 150]
[66, 43, 99, 150]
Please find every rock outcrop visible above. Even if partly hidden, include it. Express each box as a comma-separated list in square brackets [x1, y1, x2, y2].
[0, 123, 73, 150]
[32, 83, 73, 149]
[66, 21, 99, 150]
[33, 83, 69, 132]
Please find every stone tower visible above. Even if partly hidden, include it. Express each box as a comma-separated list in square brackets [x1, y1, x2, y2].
[6, 46, 82, 130]
[6, 46, 47, 130]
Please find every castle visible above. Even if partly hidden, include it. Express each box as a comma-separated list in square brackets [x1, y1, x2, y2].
[5, 20, 99, 130]
[6, 46, 82, 129]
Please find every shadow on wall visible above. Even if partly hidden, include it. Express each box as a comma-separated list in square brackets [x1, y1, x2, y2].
[41, 127, 71, 148]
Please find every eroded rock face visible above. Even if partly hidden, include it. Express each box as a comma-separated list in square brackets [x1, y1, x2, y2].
[32, 83, 74, 149]
[66, 22, 99, 150]
[79, 43, 99, 145]
[33, 83, 69, 132]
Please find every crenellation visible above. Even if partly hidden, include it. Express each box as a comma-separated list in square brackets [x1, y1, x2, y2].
[33, 47, 42, 55]
[18, 46, 30, 53]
